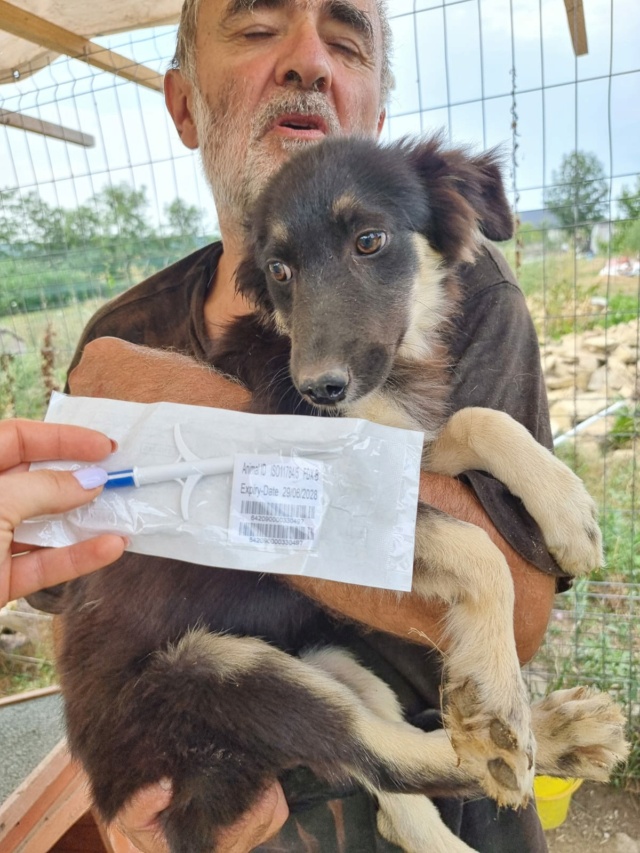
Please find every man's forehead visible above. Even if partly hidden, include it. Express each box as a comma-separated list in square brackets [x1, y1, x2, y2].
[212, 0, 379, 32]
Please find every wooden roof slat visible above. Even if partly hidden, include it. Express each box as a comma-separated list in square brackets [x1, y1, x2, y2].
[0, 109, 94, 145]
[0, 0, 164, 92]
[564, 0, 588, 56]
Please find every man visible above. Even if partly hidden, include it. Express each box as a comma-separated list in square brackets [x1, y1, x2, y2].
[65, 0, 569, 850]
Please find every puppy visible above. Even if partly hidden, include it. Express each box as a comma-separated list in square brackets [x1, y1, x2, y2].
[57, 136, 627, 853]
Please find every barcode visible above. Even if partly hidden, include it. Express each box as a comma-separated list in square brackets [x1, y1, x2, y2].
[240, 500, 316, 519]
[238, 522, 315, 541]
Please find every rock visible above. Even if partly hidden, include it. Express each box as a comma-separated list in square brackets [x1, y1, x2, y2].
[547, 374, 577, 391]
[583, 334, 619, 353]
[614, 322, 640, 346]
[575, 369, 594, 391]
[0, 630, 31, 655]
[610, 446, 638, 466]
[616, 344, 638, 364]
[612, 831, 639, 853]
[550, 395, 614, 437]
[588, 362, 635, 392]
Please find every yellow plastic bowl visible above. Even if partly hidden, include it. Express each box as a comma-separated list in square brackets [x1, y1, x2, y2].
[534, 776, 583, 830]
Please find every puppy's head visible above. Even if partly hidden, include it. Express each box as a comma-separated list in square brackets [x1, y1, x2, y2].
[236, 135, 512, 409]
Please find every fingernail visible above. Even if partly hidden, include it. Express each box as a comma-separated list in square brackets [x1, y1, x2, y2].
[109, 439, 118, 453]
[73, 467, 109, 489]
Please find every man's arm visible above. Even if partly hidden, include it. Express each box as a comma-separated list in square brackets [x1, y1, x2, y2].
[69, 337, 554, 664]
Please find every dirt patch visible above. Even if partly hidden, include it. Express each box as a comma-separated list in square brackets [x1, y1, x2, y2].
[546, 782, 640, 852]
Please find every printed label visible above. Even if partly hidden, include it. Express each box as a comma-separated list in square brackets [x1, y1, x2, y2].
[229, 455, 324, 550]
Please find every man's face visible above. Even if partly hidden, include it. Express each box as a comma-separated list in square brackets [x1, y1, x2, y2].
[186, 0, 386, 226]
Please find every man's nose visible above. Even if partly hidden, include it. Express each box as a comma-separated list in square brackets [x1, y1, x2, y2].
[274, 25, 333, 93]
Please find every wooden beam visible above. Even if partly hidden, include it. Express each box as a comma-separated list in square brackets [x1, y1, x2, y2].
[0, 739, 92, 852]
[0, 0, 164, 92]
[0, 685, 60, 708]
[564, 0, 588, 56]
[0, 109, 94, 146]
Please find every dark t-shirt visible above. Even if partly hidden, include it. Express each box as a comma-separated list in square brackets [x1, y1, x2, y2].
[68, 240, 564, 852]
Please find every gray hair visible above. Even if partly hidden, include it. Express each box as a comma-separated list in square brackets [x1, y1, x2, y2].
[170, 0, 393, 106]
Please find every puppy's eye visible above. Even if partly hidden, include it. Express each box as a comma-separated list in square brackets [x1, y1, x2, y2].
[268, 261, 293, 282]
[356, 231, 387, 255]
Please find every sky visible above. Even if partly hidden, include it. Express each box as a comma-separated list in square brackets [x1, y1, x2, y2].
[0, 0, 638, 234]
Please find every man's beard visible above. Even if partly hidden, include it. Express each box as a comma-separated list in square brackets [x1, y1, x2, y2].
[191, 81, 350, 230]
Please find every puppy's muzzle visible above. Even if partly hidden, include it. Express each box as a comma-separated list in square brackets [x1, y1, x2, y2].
[299, 369, 349, 405]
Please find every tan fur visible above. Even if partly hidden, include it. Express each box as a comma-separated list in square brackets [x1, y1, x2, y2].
[269, 220, 289, 244]
[331, 192, 359, 217]
[346, 389, 422, 431]
[376, 794, 475, 853]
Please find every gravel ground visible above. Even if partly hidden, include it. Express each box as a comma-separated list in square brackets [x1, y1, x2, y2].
[546, 782, 640, 853]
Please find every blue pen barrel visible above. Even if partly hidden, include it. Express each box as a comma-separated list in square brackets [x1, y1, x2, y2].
[104, 469, 137, 489]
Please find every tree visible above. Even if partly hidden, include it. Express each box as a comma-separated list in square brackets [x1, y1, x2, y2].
[92, 184, 151, 241]
[612, 177, 640, 255]
[545, 151, 609, 251]
[165, 198, 205, 238]
[0, 188, 23, 248]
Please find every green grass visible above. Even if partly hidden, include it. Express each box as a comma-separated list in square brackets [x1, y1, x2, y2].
[499, 244, 640, 339]
[0, 296, 110, 419]
[0, 656, 57, 697]
[535, 441, 640, 788]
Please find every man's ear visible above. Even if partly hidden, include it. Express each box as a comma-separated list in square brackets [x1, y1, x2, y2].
[164, 70, 199, 150]
[376, 109, 386, 137]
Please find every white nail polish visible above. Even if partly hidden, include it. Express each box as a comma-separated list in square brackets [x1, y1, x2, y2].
[72, 467, 109, 489]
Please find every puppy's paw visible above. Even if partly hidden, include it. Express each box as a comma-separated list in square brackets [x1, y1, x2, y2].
[532, 686, 630, 781]
[443, 676, 535, 808]
[533, 465, 603, 577]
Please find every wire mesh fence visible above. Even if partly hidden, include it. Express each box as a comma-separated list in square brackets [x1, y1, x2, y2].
[0, 0, 639, 783]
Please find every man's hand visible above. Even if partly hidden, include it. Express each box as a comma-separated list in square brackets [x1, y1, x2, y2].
[110, 780, 289, 853]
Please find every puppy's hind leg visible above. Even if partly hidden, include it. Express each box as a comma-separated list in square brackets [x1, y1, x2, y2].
[304, 647, 477, 853]
[376, 794, 476, 853]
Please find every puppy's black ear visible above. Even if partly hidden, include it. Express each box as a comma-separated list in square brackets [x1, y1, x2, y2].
[466, 149, 514, 242]
[406, 136, 514, 264]
[235, 254, 273, 313]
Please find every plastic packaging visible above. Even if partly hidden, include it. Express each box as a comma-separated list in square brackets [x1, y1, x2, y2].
[18, 393, 424, 591]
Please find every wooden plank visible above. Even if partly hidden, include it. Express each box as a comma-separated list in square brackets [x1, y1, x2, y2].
[0, 739, 70, 840]
[0, 735, 93, 852]
[0, 740, 91, 852]
[0, 0, 164, 92]
[51, 810, 113, 852]
[0, 684, 60, 708]
[0, 109, 94, 146]
[564, 0, 588, 56]
[12, 769, 90, 853]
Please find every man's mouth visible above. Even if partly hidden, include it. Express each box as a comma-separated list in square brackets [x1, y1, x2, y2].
[270, 114, 328, 139]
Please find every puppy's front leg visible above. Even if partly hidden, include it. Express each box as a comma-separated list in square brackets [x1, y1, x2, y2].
[412, 504, 535, 806]
[427, 407, 602, 576]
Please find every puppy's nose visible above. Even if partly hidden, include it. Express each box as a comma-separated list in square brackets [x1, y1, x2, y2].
[300, 371, 349, 405]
